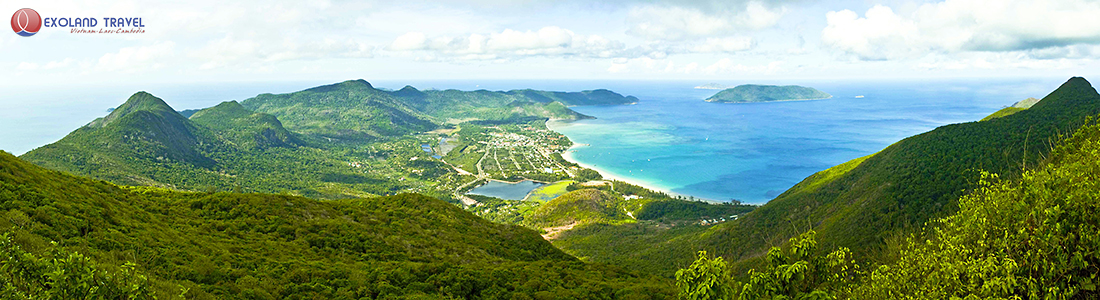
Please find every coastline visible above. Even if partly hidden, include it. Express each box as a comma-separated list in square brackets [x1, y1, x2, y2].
[546, 119, 712, 202]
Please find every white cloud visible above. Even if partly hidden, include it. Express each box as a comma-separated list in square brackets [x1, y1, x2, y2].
[702, 59, 785, 75]
[385, 26, 633, 61]
[17, 62, 39, 71]
[691, 37, 755, 53]
[43, 58, 77, 70]
[823, 0, 1100, 60]
[608, 57, 784, 75]
[193, 35, 374, 69]
[627, 1, 786, 41]
[96, 42, 176, 72]
[390, 32, 428, 51]
[914, 52, 1084, 71]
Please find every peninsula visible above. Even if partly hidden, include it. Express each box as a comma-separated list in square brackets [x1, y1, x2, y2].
[705, 84, 831, 103]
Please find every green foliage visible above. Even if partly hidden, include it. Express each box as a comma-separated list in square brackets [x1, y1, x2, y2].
[189, 101, 302, 150]
[573, 169, 603, 182]
[980, 107, 1027, 121]
[858, 120, 1100, 299]
[676, 231, 858, 300]
[737, 231, 857, 300]
[552, 222, 711, 277]
[242, 80, 436, 140]
[523, 189, 633, 228]
[706, 85, 830, 103]
[635, 201, 754, 223]
[676, 251, 733, 300]
[0, 151, 674, 298]
[0, 232, 156, 300]
[22, 91, 473, 200]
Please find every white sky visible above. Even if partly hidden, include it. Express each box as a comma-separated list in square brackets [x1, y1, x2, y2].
[3, 0, 1100, 85]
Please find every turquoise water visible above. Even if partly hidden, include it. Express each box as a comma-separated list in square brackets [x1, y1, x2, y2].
[466, 180, 546, 200]
[1, 78, 1075, 203]
[544, 79, 1070, 203]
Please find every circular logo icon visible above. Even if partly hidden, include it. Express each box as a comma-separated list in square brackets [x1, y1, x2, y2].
[11, 8, 41, 37]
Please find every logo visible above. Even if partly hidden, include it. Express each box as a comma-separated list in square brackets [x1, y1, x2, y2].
[11, 8, 41, 37]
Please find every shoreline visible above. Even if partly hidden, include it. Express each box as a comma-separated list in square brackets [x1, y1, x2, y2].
[547, 119, 717, 202]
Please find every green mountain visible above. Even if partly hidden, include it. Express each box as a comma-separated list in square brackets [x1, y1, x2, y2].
[0, 150, 675, 298]
[241, 80, 436, 141]
[675, 114, 1100, 299]
[239, 80, 636, 141]
[504, 89, 640, 106]
[696, 77, 1100, 270]
[189, 101, 302, 150]
[21, 92, 224, 186]
[705, 84, 831, 103]
[21, 92, 417, 198]
[382, 86, 630, 123]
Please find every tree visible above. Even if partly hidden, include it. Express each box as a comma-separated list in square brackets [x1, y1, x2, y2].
[676, 251, 733, 300]
[677, 231, 859, 300]
[0, 232, 156, 299]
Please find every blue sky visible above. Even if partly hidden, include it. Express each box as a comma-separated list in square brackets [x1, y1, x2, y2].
[3, 0, 1100, 86]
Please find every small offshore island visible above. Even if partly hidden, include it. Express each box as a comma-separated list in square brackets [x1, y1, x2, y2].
[706, 84, 831, 103]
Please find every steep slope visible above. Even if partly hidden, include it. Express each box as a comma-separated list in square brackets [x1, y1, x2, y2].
[189, 101, 302, 150]
[980, 97, 1042, 121]
[852, 119, 1100, 299]
[0, 151, 675, 299]
[21, 92, 223, 186]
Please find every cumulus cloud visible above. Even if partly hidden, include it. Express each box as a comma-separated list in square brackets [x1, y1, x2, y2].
[627, 1, 786, 41]
[193, 35, 374, 69]
[691, 37, 755, 53]
[607, 57, 784, 75]
[823, 0, 1100, 60]
[385, 26, 639, 61]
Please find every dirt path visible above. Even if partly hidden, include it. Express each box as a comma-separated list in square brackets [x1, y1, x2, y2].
[541, 222, 577, 240]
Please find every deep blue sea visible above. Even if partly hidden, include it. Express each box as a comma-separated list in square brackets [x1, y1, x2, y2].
[0, 77, 1073, 203]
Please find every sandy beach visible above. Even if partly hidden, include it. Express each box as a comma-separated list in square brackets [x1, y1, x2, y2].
[548, 120, 710, 201]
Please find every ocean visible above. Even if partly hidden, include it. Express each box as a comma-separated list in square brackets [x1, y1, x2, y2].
[1, 77, 1072, 203]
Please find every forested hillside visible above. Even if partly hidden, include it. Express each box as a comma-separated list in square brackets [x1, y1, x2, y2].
[0, 150, 675, 299]
[21, 92, 468, 200]
[677, 114, 1100, 300]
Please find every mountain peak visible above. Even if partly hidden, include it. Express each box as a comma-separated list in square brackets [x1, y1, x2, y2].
[391, 85, 426, 99]
[189, 100, 250, 120]
[1030, 77, 1099, 112]
[90, 91, 179, 128]
[302, 79, 375, 93]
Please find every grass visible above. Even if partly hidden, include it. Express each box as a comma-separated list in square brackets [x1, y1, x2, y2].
[526, 180, 574, 202]
[980, 107, 1027, 121]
